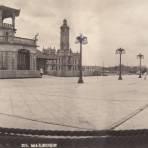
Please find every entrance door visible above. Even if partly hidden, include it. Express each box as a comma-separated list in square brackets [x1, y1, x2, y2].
[17, 49, 30, 70]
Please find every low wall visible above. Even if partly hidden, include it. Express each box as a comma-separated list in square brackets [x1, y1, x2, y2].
[47, 70, 79, 77]
[0, 70, 41, 79]
[47, 70, 96, 77]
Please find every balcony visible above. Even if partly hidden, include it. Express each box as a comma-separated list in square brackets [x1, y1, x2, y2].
[0, 35, 36, 47]
[0, 23, 13, 29]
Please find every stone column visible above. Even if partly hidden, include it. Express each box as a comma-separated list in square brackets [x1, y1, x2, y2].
[0, 10, 3, 25]
[12, 52, 18, 70]
[29, 53, 33, 70]
[8, 52, 17, 70]
[12, 13, 15, 30]
[7, 52, 12, 70]
[30, 53, 37, 70]
[33, 55, 37, 70]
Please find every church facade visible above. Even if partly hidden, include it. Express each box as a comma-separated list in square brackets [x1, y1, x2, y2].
[0, 5, 40, 78]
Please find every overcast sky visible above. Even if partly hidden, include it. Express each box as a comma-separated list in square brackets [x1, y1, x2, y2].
[2, 0, 148, 66]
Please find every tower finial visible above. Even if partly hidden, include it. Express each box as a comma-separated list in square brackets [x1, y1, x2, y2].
[63, 19, 67, 25]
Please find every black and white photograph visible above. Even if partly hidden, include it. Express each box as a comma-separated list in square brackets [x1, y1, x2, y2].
[0, 0, 148, 147]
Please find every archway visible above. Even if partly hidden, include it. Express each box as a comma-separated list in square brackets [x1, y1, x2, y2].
[17, 49, 30, 70]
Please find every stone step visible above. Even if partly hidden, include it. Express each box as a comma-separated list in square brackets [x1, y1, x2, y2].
[0, 70, 41, 78]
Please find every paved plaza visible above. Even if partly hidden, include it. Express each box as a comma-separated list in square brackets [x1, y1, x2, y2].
[0, 75, 148, 131]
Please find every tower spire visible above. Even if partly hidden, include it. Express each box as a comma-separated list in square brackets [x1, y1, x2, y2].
[60, 19, 69, 51]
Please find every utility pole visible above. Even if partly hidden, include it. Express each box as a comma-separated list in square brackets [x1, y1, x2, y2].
[137, 53, 144, 78]
[102, 61, 104, 76]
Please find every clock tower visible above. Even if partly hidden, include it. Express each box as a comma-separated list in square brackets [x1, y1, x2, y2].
[60, 19, 69, 51]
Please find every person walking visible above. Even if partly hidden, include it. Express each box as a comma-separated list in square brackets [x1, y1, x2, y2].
[40, 68, 44, 77]
[143, 71, 147, 80]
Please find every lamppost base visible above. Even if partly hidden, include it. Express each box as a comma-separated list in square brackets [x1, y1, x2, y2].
[78, 77, 84, 83]
[118, 76, 122, 80]
[139, 75, 142, 78]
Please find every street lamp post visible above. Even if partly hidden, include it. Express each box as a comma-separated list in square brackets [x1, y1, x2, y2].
[116, 48, 125, 80]
[137, 53, 144, 78]
[102, 61, 104, 76]
[75, 34, 88, 83]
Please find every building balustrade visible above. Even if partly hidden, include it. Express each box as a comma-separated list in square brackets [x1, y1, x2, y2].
[0, 23, 13, 29]
[0, 35, 36, 46]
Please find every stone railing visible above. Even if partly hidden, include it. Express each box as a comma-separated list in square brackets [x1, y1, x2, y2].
[0, 23, 13, 29]
[0, 36, 36, 46]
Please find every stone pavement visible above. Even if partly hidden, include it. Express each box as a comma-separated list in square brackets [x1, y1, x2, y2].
[0, 75, 147, 131]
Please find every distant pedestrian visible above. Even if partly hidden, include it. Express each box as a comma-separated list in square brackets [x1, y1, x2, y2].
[40, 68, 43, 77]
[143, 71, 147, 80]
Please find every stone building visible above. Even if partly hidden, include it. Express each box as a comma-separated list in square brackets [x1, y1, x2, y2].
[38, 19, 100, 77]
[0, 5, 40, 78]
[36, 48, 57, 74]
[45, 19, 80, 77]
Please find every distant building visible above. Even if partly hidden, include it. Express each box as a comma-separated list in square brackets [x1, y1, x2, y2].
[0, 5, 40, 78]
[36, 48, 57, 74]
[41, 19, 80, 77]
[37, 19, 102, 77]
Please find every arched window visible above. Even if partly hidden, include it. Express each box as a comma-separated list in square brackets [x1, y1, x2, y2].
[17, 49, 30, 70]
